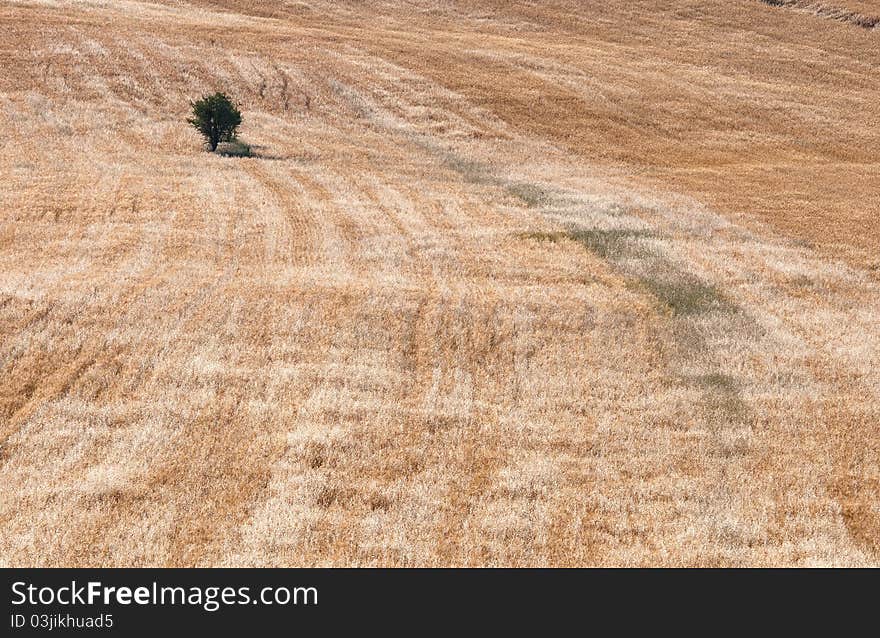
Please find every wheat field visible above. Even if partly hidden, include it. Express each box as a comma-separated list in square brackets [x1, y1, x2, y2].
[0, 0, 878, 567]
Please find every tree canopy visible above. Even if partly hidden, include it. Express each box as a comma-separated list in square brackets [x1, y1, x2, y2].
[188, 92, 242, 152]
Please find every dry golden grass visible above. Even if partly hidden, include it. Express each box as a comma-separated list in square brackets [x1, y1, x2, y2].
[0, 0, 877, 567]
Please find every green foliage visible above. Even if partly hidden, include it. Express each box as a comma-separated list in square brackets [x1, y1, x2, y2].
[187, 93, 242, 152]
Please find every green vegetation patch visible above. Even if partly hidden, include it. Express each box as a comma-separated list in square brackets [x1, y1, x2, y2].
[639, 274, 732, 317]
[567, 228, 655, 260]
[505, 181, 555, 208]
[442, 154, 493, 185]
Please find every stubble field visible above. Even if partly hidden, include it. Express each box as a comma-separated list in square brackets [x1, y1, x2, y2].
[0, 0, 878, 566]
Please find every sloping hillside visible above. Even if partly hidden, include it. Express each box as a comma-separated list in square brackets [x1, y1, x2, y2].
[0, 0, 877, 566]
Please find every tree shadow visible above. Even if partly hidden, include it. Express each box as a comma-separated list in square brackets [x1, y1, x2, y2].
[216, 141, 315, 163]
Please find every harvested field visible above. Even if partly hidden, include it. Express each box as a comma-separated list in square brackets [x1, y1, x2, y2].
[0, 0, 878, 566]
